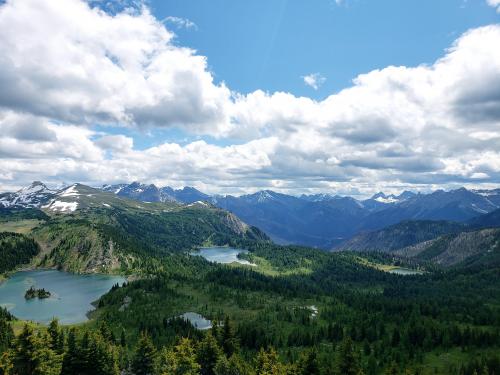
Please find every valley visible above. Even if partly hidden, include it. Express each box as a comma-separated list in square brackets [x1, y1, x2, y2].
[0, 182, 499, 374]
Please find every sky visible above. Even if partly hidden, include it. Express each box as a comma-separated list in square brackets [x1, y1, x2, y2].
[0, 0, 499, 197]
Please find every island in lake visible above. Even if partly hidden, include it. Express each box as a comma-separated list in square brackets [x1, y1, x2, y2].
[24, 286, 51, 300]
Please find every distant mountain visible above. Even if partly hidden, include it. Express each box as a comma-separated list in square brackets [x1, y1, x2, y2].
[0, 182, 267, 273]
[335, 220, 466, 252]
[0, 181, 55, 208]
[338, 218, 500, 267]
[165, 186, 209, 204]
[211, 187, 500, 248]
[4, 181, 500, 250]
[394, 228, 500, 267]
[468, 207, 500, 229]
[102, 182, 176, 203]
[210, 191, 365, 248]
[357, 188, 500, 233]
[103, 182, 208, 204]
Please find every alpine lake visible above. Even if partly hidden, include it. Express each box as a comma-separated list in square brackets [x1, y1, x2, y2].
[0, 269, 125, 324]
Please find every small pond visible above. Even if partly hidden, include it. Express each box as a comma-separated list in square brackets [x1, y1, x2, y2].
[180, 312, 212, 330]
[190, 247, 256, 266]
[387, 267, 425, 275]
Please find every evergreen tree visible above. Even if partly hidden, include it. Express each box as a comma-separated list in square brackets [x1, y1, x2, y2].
[11, 324, 62, 375]
[366, 355, 378, 375]
[132, 332, 157, 375]
[157, 338, 200, 375]
[0, 318, 14, 354]
[255, 347, 287, 375]
[335, 337, 363, 375]
[61, 328, 80, 375]
[215, 354, 252, 375]
[198, 331, 223, 375]
[385, 362, 399, 375]
[296, 349, 320, 375]
[120, 329, 127, 348]
[222, 316, 239, 357]
[47, 319, 64, 354]
[0, 350, 13, 375]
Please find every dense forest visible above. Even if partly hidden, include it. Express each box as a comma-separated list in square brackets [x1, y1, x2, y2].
[1, 244, 499, 375]
[0, 202, 499, 374]
[0, 232, 39, 274]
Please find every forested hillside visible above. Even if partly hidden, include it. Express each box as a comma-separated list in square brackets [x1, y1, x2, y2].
[1, 243, 499, 374]
[335, 220, 466, 252]
[395, 228, 500, 267]
[0, 232, 39, 274]
[0, 185, 267, 273]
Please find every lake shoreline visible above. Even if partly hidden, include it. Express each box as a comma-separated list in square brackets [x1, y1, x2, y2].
[0, 269, 126, 325]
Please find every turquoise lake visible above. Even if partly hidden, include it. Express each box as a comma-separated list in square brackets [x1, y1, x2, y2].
[190, 247, 256, 266]
[0, 270, 125, 324]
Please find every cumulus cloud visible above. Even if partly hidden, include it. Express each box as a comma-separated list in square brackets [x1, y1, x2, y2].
[0, 0, 500, 195]
[95, 135, 134, 152]
[0, 0, 231, 134]
[302, 73, 326, 90]
[487, 0, 500, 12]
[0, 111, 57, 142]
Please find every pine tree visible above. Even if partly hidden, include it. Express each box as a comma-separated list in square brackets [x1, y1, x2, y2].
[297, 349, 320, 375]
[132, 332, 157, 375]
[366, 355, 378, 375]
[85, 332, 119, 375]
[385, 362, 399, 375]
[215, 354, 252, 375]
[335, 337, 363, 375]
[255, 347, 287, 375]
[0, 318, 14, 354]
[61, 328, 80, 375]
[11, 324, 62, 375]
[47, 319, 64, 354]
[157, 338, 200, 375]
[222, 316, 239, 357]
[198, 331, 223, 375]
[120, 329, 127, 348]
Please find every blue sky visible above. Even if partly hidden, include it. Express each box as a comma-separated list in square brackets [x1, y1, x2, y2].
[150, 0, 498, 98]
[0, 0, 499, 195]
[101, 0, 500, 151]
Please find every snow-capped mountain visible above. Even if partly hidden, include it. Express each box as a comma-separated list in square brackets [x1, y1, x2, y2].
[102, 182, 208, 204]
[102, 182, 176, 203]
[299, 193, 336, 202]
[367, 191, 417, 204]
[0, 181, 55, 208]
[41, 184, 82, 213]
[3, 181, 500, 249]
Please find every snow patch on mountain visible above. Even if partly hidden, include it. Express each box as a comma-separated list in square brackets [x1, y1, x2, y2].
[187, 201, 208, 207]
[0, 181, 55, 208]
[44, 200, 78, 213]
[374, 195, 399, 204]
[60, 184, 80, 197]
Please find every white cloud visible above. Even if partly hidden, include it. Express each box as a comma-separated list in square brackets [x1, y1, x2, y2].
[95, 134, 134, 152]
[0, 0, 231, 134]
[302, 73, 326, 90]
[0, 0, 500, 195]
[163, 16, 197, 30]
[486, 0, 500, 12]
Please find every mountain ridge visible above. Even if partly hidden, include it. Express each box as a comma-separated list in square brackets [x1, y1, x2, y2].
[3, 181, 500, 249]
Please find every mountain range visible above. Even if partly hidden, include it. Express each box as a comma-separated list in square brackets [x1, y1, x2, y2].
[1, 182, 266, 273]
[2, 181, 500, 250]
